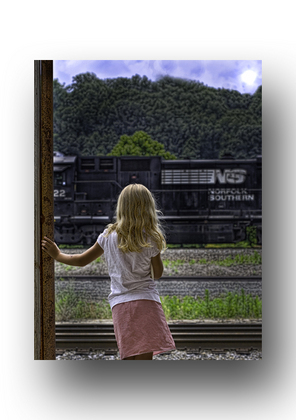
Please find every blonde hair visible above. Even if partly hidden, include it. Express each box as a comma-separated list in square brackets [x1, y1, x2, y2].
[104, 184, 166, 253]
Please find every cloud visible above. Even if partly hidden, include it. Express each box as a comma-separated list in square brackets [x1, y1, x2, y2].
[54, 60, 262, 94]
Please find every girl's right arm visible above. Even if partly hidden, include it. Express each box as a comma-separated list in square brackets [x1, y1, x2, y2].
[41, 236, 104, 267]
[151, 253, 163, 280]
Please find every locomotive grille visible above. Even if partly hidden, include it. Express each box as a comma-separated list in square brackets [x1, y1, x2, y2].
[99, 158, 114, 170]
[161, 169, 215, 184]
[81, 158, 95, 170]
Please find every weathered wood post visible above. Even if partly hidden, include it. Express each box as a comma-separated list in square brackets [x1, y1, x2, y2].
[34, 60, 56, 360]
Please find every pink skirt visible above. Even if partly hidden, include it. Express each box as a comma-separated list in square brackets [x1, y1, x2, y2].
[112, 299, 176, 360]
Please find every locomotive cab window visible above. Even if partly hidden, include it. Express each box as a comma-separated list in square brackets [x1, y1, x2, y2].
[54, 172, 66, 186]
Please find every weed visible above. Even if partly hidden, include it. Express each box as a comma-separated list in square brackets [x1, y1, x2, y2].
[163, 259, 170, 268]
[64, 265, 77, 271]
[55, 282, 112, 321]
[197, 251, 261, 266]
[59, 244, 84, 249]
[163, 259, 185, 274]
[167, 242, 261, 249]
[160, 289, 262, 321]
[246, 226, 257, 246]
[55, 285, 262, 322]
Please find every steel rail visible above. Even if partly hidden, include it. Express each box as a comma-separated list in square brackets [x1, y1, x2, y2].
[55, 322, 262, 353]
[55, 275, 262, 282]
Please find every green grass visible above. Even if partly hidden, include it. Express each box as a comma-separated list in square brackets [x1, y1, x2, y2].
[55, 284, 112, 321]
[168, 241, 261, 249]
[60, 264, 79, 271]
[163, 259, 186, 273]
[196, 251, 262, 266]
[205, 242, 254, 248]
[162, 251, 261, 270]
[59, 244, 84, 249]
[55, 283, 261, 322]
[161, 289, 262, 321]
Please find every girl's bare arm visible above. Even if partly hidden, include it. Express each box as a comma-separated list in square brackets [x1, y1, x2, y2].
[151, 253, 163, 280]
[41, 236, 104, 267]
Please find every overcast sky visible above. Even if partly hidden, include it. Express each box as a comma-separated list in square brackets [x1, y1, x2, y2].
[54, 60, 262, 95]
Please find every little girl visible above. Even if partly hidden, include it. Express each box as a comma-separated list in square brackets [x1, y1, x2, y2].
[42, 183, 176, 360]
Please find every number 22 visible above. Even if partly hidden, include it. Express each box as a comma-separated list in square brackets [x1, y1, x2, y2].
[54, 189, 66, 197]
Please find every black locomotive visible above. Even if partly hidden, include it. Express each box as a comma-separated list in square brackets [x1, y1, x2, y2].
[53, 153, 262, 245]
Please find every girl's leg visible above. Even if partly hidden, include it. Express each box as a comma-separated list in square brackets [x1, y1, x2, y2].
[135, 352, 153, 360]
[123, 352, 153, 360]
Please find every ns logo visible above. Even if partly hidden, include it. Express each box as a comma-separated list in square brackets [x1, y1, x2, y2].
[214, 169, 247, 184]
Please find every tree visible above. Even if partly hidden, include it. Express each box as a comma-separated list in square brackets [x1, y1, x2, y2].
[180, 137, 201, 159]
[53, 72, 262, 159]
[108, 131, 176, 159]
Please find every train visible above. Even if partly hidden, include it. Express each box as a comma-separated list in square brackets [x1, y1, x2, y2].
[53, 153, 262, 246]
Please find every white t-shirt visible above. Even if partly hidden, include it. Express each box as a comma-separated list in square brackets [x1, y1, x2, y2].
[97, 229, 161, 309]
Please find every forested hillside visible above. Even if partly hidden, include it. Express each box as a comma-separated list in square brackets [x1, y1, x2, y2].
[53, 72, 262, 159]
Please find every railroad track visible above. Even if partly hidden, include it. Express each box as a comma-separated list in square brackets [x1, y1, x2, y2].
[55, 275, 262, 282]
[55, 322, 262, 354]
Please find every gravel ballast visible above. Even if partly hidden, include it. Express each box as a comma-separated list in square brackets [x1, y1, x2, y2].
[55, 248, 262, 301]
[55, 248, 262, 277]
[56, 349, 262, 361]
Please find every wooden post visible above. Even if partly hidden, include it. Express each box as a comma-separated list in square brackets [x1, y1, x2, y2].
[34, 60, 56, 360]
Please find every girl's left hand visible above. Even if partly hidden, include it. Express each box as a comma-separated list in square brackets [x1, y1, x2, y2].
[41, 236, 60, 260]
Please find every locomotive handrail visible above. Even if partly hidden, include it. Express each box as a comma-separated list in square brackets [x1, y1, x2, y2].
[158, 215, 262, 219]
[72, 184, 262, 193]
[71, 184, 261, 193]
[152, 188, 262, 192]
